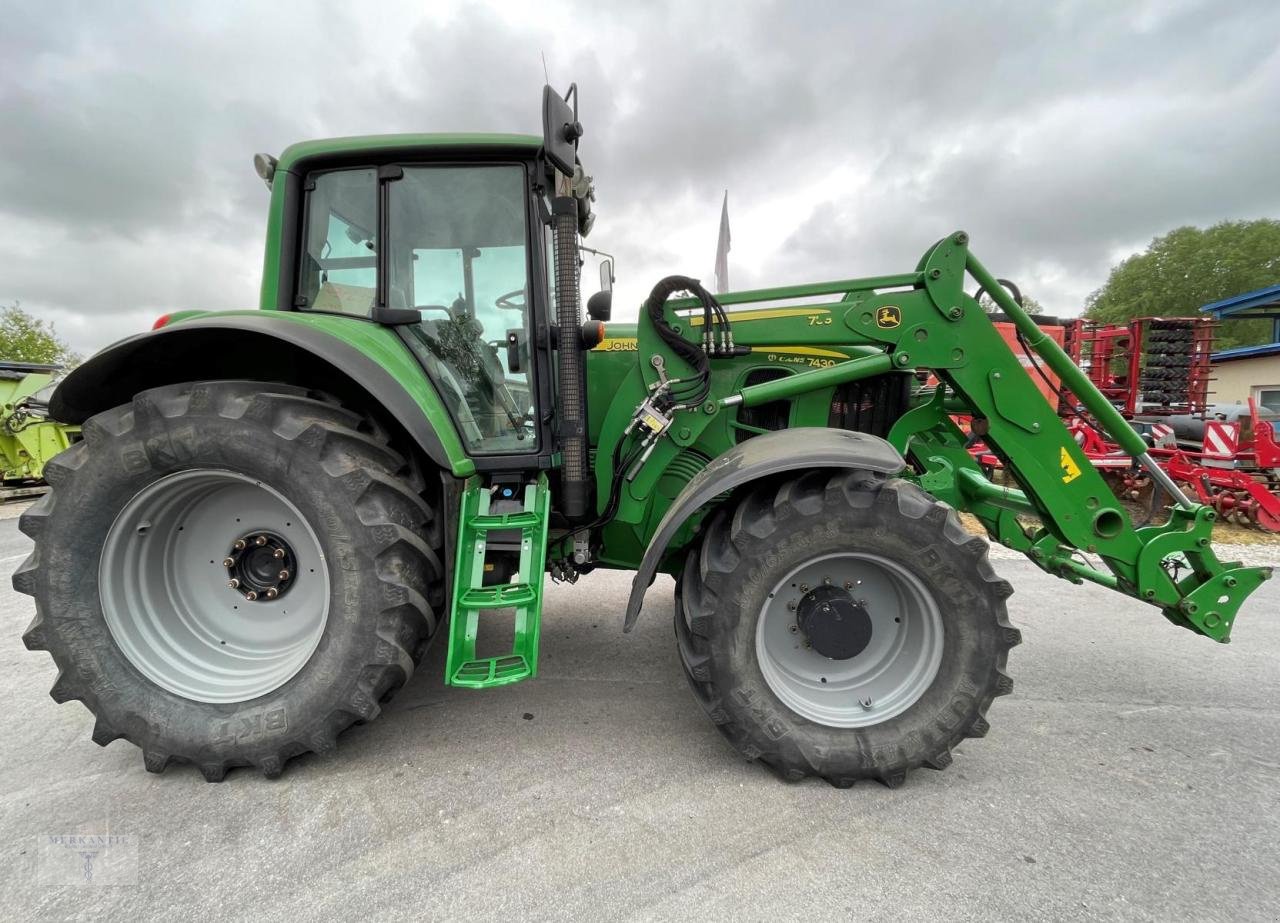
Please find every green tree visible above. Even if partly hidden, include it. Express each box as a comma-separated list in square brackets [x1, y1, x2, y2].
[1085, 220, 1280, 349]
[0, 302, 79, 367]
[978, 293, 1044, 315]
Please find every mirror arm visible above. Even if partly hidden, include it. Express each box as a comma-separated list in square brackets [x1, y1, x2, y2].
[577, 244, 615, 292]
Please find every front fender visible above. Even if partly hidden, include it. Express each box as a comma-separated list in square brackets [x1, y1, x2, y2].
[622, 428, 906, 631]
[52, 311, 474, 476]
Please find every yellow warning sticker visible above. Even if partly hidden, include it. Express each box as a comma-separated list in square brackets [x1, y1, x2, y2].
[1060, 446, 1082, 484]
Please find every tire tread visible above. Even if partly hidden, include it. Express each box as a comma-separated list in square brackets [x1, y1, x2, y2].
[674, 468, 1018, 788]
[14, 380, 444, 781]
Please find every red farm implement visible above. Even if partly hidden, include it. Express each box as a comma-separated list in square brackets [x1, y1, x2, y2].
[1062, 316, 1215, 416]
[969, 311, 1280, 533]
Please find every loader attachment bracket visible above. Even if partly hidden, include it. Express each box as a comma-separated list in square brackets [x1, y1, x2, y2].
[900, 232, 1273, 641]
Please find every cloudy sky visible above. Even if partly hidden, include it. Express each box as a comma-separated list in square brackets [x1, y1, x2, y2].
[3, 0, 1279, 355]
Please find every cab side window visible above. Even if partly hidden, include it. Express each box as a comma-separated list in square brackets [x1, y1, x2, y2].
[297, 169, 377, 315]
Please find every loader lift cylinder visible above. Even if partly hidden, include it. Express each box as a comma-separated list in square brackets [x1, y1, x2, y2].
[551, 196, 589, 519]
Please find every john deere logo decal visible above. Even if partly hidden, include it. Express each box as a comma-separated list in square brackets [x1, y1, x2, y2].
[876, 306, 902, 328]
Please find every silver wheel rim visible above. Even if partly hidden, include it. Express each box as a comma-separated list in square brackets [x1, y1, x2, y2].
[99, 470, 329, 704]
[755, 552, 944, 728]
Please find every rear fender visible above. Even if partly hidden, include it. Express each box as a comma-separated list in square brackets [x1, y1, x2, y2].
[622, 428, 906, 631]
[51, 312, 473, 476]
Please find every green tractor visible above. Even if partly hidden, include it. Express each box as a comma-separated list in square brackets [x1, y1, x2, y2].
[16, 86, 1269, 784]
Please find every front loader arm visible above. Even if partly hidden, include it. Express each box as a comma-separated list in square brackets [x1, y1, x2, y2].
[685, 232, 1270, 641]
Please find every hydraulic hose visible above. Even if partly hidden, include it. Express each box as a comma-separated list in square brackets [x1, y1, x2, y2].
[643, 275, 718, 407]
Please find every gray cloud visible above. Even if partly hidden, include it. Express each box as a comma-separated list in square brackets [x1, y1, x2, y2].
[1, 0, 1277, 354]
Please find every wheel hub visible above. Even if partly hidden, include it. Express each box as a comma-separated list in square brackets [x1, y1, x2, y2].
[795, 585, 872, 659]
[757, 552, 944, 728]
[99, 469, 329, 704]
[224, 531, 296, 601]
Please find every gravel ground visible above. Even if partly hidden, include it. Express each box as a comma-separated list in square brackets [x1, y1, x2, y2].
[0, 498, 37, 521]
[0, 516, 1277, 921]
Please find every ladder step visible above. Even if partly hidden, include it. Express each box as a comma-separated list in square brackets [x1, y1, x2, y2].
[467, 512, 541, 530]
[449, 655, 533, 688]
[445, 474, 551, 690]
[458, 584, 536, 609]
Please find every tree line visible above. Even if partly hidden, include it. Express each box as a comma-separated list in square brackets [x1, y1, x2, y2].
[0, 301, 79, 367]
[975, 219, 1278, 350]
[1085, 219, 1280, 350]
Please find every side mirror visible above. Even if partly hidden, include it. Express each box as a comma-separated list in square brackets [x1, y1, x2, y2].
[599, 257, 614, 292]
[542, 84, 580, 176]
[587, 290, 612, 322]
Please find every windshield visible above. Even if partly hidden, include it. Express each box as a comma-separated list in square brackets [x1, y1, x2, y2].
[297, 164, 536, 455]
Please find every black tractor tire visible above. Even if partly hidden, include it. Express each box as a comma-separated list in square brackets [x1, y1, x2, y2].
[674, 469, 1019, 788]
[15, 380, 444, 780]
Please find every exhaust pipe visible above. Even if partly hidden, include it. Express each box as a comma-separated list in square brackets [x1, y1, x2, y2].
[551, 196, 590, 520]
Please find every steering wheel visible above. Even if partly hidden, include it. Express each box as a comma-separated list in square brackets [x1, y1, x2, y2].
[495, 288, 526, 311]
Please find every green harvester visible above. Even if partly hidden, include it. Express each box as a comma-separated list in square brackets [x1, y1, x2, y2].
[0, 361, 78, 492]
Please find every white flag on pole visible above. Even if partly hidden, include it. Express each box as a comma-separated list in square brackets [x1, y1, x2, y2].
[714, 190, 731, 294]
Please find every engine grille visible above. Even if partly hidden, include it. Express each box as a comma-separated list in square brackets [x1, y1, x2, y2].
[828, 373, 912, 439]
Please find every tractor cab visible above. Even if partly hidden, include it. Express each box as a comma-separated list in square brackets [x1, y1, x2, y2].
[294, 162, 540, 455]
[256, 83, 597, 475]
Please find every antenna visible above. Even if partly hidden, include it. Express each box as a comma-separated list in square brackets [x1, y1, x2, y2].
[541, 51, 550, 84]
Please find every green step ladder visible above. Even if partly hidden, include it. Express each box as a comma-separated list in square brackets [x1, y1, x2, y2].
[445, 474, 550, 688]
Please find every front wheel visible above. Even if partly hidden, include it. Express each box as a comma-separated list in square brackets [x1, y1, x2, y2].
[675, 469, 1020, 788]
[15, 380, 443, 780]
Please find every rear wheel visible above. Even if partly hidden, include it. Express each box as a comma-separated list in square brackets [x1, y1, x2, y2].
[15, 380, 444, 780]
[675, 469, 1019, 787]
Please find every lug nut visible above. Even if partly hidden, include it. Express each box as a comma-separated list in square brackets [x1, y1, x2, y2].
[228, 578, 240, 589]
[255, 535, 268, 546]
[245, 590, 259, 601]
[265, 587, 279, 599]
[222, 557, 235, 568]
[278, 570, 290, 581]
[233, 539, 246, 551]
[272, 547, 285, 559]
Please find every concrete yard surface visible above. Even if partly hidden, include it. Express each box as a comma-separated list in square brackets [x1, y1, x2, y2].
[0, 517, 1277, 921]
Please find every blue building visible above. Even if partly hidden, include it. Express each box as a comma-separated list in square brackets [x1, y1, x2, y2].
[1201, 285, 1280, 410]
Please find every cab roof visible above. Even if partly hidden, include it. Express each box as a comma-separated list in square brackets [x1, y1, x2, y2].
[277, 133, 542, 173]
